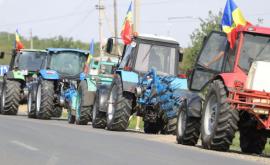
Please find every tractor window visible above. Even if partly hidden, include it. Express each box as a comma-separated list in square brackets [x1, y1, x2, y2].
[119, 45, 134, 69]
[239, 33, 270, 73]
[15, 51, 46, 71]
[134, 43, 176, 75]
[198, 33, 227, 72]
[224, 43, 237, 72]
[50, 52, 87, 76]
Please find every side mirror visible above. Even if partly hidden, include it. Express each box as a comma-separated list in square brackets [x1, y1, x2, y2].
[0, 51, 5, 59]
[178, 48, 184, 62]
[106, 38, 114, 54]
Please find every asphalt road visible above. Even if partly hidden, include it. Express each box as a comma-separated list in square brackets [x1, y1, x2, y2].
[0, 115, 267, 165]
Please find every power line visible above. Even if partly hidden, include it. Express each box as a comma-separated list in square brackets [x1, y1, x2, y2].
[0, 10, 92, 28]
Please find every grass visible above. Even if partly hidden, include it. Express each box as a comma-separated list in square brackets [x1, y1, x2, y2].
[128, 115, 144, 129]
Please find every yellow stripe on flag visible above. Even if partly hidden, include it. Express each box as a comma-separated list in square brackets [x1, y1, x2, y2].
[232, 8, 247, 26]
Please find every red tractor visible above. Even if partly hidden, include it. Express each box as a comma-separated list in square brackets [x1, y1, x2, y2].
[177, 26, 270, 154]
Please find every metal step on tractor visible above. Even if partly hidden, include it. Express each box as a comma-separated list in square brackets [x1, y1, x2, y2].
[27, 48, 89, 120]
[104, 34, 188, 133]
[177, 26, 270, 154]
[68, 56, 117, 126]
[1, 49, 46, 115]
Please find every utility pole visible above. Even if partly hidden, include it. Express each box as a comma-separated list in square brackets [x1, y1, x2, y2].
[133, 0, 141, 32]
[113, 0, 119, 55]
[96, 0, 105, 57]
[30, 29, 33, 49]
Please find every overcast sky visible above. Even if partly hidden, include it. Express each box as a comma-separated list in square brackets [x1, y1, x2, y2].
[0, 0, 270, 48]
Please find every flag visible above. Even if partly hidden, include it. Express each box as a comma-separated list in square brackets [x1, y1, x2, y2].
[84, 39, 94, 74]
[221, 0, 250, 49]
[15, 30, 24, 51]
[121, 2, 133, 45]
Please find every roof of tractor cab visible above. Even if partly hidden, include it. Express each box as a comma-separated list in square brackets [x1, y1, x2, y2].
[20, 49, 47, 53]
[240, 25, 270, 36]
[135, 34, 179, 45]
[46, 48, 89, 55]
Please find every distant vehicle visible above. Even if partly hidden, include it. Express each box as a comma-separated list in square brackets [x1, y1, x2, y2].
[1, 49, 46, 115]
[27, 48, 89, 119]
[177, 27, 270, 154]
[68, 57, 117, 126]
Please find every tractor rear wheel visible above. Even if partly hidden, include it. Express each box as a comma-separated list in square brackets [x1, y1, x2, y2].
[239, 113, 267, 154]
[107, 78, 132, 131]
[75, 81, 93, 125]
[36, 80, 54, 120]
[92, 90, 106, 129]
[1, 80, 21, 115]
[201, 80, 239, 151]
[176, 104, 200, 146]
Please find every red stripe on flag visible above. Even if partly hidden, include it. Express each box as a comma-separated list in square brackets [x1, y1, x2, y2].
[121, 21, 133, 45]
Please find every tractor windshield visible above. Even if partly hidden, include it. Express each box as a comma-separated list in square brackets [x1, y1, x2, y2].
[239, 33, 270, 73]
[49, 52, 87, 76]
[134, 43, 176, 75]
[15, 51, 46, 71]
[100, 63, 114, 74]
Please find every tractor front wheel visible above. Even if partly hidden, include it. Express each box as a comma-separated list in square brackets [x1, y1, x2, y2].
[27, 90, 36, 118]
[35, 80, 54, 120]
[75, 81, 93, 125]
[176, 103, 200, 146]
[106, 78, 132, 131]
[92, 90, 106, 129]
[201, 80, 239, 151]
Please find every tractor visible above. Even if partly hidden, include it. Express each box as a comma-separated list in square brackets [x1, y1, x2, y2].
[68, 57, 117, 126]
[1, 49, 46, 115]
[104, 34, 188, 133]
[27, 48, 89, 120]
[177, 26, 270, 154]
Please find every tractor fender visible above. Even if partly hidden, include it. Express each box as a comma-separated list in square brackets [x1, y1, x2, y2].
[97, 84, 111, 112]
[5, 71, 25, 81]
[175, 89, 202, 118]
[116, 70, 139, 93]
[39, 69, 59, 80]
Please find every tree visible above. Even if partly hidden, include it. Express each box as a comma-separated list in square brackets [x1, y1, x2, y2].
[182, 11, 223, 71]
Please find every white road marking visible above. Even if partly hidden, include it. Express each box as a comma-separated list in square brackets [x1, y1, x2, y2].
[10, 140, 39, 151]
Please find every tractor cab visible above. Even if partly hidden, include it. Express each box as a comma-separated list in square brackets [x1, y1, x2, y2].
[116, 34, 182, 76]
[189, 27, 270, 92]
[46, 48, 89, 79]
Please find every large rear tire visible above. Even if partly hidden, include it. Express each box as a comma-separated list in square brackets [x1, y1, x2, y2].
[201, 80, 239, 151]
[161, 117, 177, 135]
[107, 78, 132, 131]
[1, 80, 21, 115]
[92, 90, 106, 129]
[239, 113, 267, 154]
[75, 80, 93, 125]
[36, 80, 54, 120]
[176, 103, 200, 146]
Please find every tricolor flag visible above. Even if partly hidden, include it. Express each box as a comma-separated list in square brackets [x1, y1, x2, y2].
[84, 39, 94, 74]
[121, 2, 133, 45]
[221, 0, 251, 49]
[15, 30, 24, 51]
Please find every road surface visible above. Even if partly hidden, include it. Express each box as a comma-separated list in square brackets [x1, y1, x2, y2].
[0, 114, 268, 165]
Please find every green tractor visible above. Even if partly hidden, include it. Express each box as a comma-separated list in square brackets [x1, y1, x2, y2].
[1, 49, 46, 115]
[68, 57, 117, 126]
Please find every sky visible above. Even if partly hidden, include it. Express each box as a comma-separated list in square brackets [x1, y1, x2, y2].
[0, 0, 270, 48]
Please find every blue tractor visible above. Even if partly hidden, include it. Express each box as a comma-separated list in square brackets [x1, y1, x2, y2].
[27, 48, 89, 120]
[104, 34, 188, 134]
